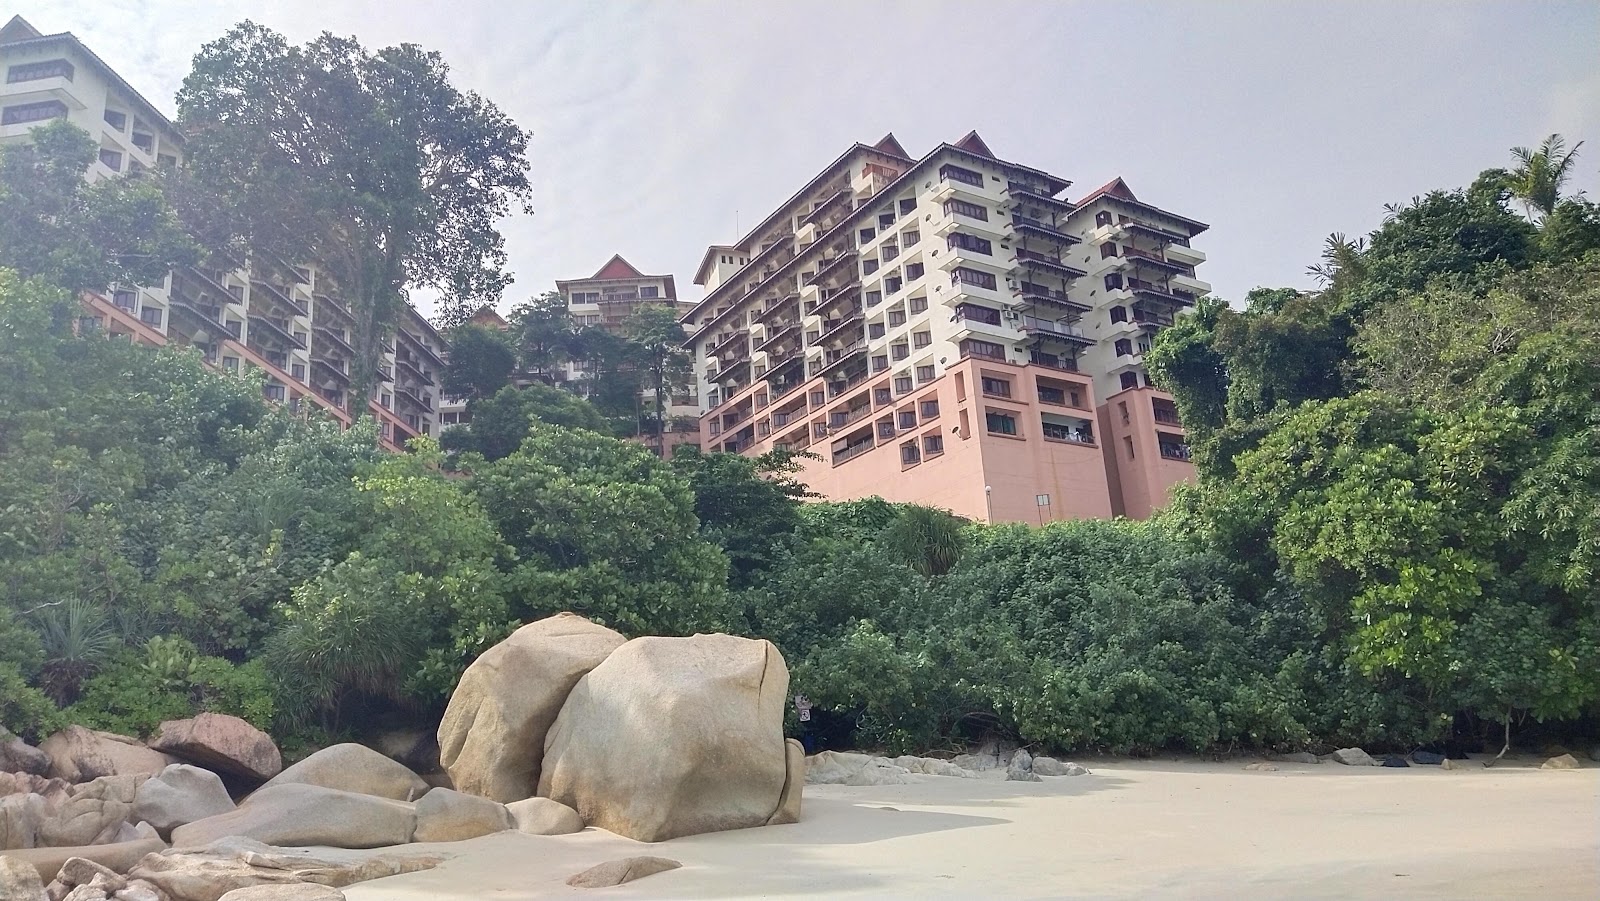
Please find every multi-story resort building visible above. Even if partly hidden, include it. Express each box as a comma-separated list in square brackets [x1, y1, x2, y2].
[1, 15, 444, 451]
[557, 255, 701, 456]
[685, 132, 1209, 523]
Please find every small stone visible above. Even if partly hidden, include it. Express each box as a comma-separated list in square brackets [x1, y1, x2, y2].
[1009, 749, 1033, 772]
[1541, 754, 1581, 770]
[1441, 758, 1461, 771]
[1277, 751, 1320, 764]
[1, 727, 52, 777]
[54, 858, 126, 894]
[1243, 762, 1278, 771]
[1330, 747, 1378, 767]
[113, 882, 169, 901]
[506, 797, 583, 836]
[1381, 755, 1409, 767]
[566, 856, 681, 888]
[218, 885, 348, 900]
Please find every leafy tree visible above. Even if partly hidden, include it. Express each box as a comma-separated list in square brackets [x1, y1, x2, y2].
[879, 506, 967, 578]
[175, 21, 533, 402]
[1145, 295, 1229, 437]
[670, 447, 808, 587]
[440, 384, 610, 462]
[509, 290, 577, 381]
[1507, 134, 1584, 221]
[623, 304, 693, 444]
[0, 121, 198, 293]
[1539, 198, 1600, 262]
[440, 322, 516, 402]
[471, 425, 731, 635]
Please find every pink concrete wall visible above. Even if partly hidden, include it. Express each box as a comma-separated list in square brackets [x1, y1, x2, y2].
[1098, 387, 1194, 519]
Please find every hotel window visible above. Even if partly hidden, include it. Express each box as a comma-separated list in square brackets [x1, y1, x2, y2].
[866, 290, 882, 307]
[1105, 273, 1124, 290]
[909, 295, 928, 313]
[879, 212, 895, 229]
[920, 399, 940, 418]
[902, 230, 920, 246]
[103, 109, 127, 130]
[891, 343, 909, 361]
[292, 363, 307, 381]
[905, 263, 925, 281]
[923, 434, 944, 455]
[981, 376, 1011, 398]
[639, 286, 659, 298]
[1110, 306, 1128, 323]
[1100, 243, 1120, 259]
[859, 228, 876, 243]
[1124, 436, 1136, 459]
[944, 199, 988, 221]
[1114, 338, 1135, 357]
[898, 410, 917, 429]
[810, 390, 825, 407]
[986, 410, 1018, 436]
[7, 59, 74, 83]
[140, 307, 162, 327]
[863, 259, 880, 275]
[885, 276, 902, 294]
[872, 354, 888, 372]
[948, 233, 992, 255]
[939, 164, 984, 187]
[223, 357, 239, 373]
[2, 100, 68, 126]
[1096, 210, 1113, 227]
[1120, 371, 1139, 390]
[916, 364, 935, 382]
[889, 310, 906, 327]
[894, 376, 913, 393]
[264, 384, 286, 402]
[901, 442, 921, 465]
[158, 153, 178, 167]
[869, 323, 886, 338]
[951, 267, 997, 290]
[874, 387, 893, 405]
[913, 330, 932, 348]
[899, 198, 917, 215]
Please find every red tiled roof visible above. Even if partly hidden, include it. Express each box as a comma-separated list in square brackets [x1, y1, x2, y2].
[872, 132, 909, 158]
[954, 130, 995, 159]
[590, 254, 645, 280]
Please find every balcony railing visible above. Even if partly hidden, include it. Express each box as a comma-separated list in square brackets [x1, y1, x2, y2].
[1010, 214, 1079, 244]
[1006, 181, 1074, 210]
[955, 303, 1002, 326]
[1029, 350, 1079, 372]
[832, 440, 874, 465]
[1160, 442, 1193, 461]
[1042, 422, 1096, 446]
[1153, 407, 1183, 426]
[939, 164, 985, 188]
[1019, 316, 1087, 340]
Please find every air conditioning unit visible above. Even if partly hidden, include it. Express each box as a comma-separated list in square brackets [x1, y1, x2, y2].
[1003, 310, 1020, 321]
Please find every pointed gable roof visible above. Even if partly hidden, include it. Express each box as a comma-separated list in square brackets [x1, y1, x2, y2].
[872, 132, 909, 159]
[0, 15, 43, 43]
[1077, 177, 1139, 205]
[590, 254, 645, 280]
[953, 130, 995, 159]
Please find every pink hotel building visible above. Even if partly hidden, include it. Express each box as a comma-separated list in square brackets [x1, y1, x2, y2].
[685, 133, 1209, 523]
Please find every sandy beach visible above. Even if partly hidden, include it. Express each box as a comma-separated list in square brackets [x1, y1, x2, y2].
[342, 755, 1599, 900]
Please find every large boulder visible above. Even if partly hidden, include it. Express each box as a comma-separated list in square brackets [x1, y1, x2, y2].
[893, 756, 977, 778]
[37, 774, 148, 847]
[171, 785, 415, 849]
[0, 854, 46, 901]
[129, 837, 441, 901]
[1032, 757, 1088, 777]
[411, 788, 512, 842]
[1, 792, 49, 850]
[1, 728, 51, 777]
[539, 634, 793, 842]
[1542, 754, 1581, 770]
[438, 613, 626, 803]
[134, 765, 237, 839]
[43, 856, 127, 898]
[0, 772, 70, 804]
[258, 744, 427, 802]
[38, 728, 177, 784]
[803, 751, 874, 785]
[148, 715, 282, 782]
[0, 837, 165, 884]
[505, 797, 583, 836]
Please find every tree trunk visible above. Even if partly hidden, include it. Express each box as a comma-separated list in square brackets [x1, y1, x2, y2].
[1484, 707, 1512, 768]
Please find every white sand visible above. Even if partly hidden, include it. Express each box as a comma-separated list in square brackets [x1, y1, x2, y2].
[345, 755, 1599, 900]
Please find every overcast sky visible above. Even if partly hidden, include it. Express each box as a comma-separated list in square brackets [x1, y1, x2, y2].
[13, 1, 1600, 314]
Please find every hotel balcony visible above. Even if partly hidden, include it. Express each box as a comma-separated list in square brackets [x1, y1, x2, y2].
[1014, 282, 1092, 316]
[707, 328, 749, 358]
[814, 308, 864, 346]
[315, 325, 355, 356]
[1029, 350, 1080, 373]
[247, 314, 305, 349]
[754, 292, 801, 324]
[810, 340, 868, 382]
[1169, 272, 1211, 296]
[1007, 214, 1081, 247]
[1127, 278, 1197, 307]
[953, 302, 1012, 341]
[1004, 181, 1075, 213]
[754, 320, 800, 353]
[1166, 243, 1206, 266]
[1013, 249, 1087, 280]
[1120, 246, 1194, 277]
[1020, 315, 1094, 347]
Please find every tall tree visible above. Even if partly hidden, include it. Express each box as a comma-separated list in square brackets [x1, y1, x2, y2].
[174, 22, 533, 405]
[623, 304, 693, 446]
[440, 323, 515, 403]
[1507, 134, 1584, 221]
[509, 290, 576, 381]
[0, 120, 198, 293]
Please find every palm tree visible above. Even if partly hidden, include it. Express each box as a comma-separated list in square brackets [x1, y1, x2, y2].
[1507, 134, 1584, 222]
[880, 506, 967, 578]
[1306, 232, 1367, 290]
[33, 598, 119, 704]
